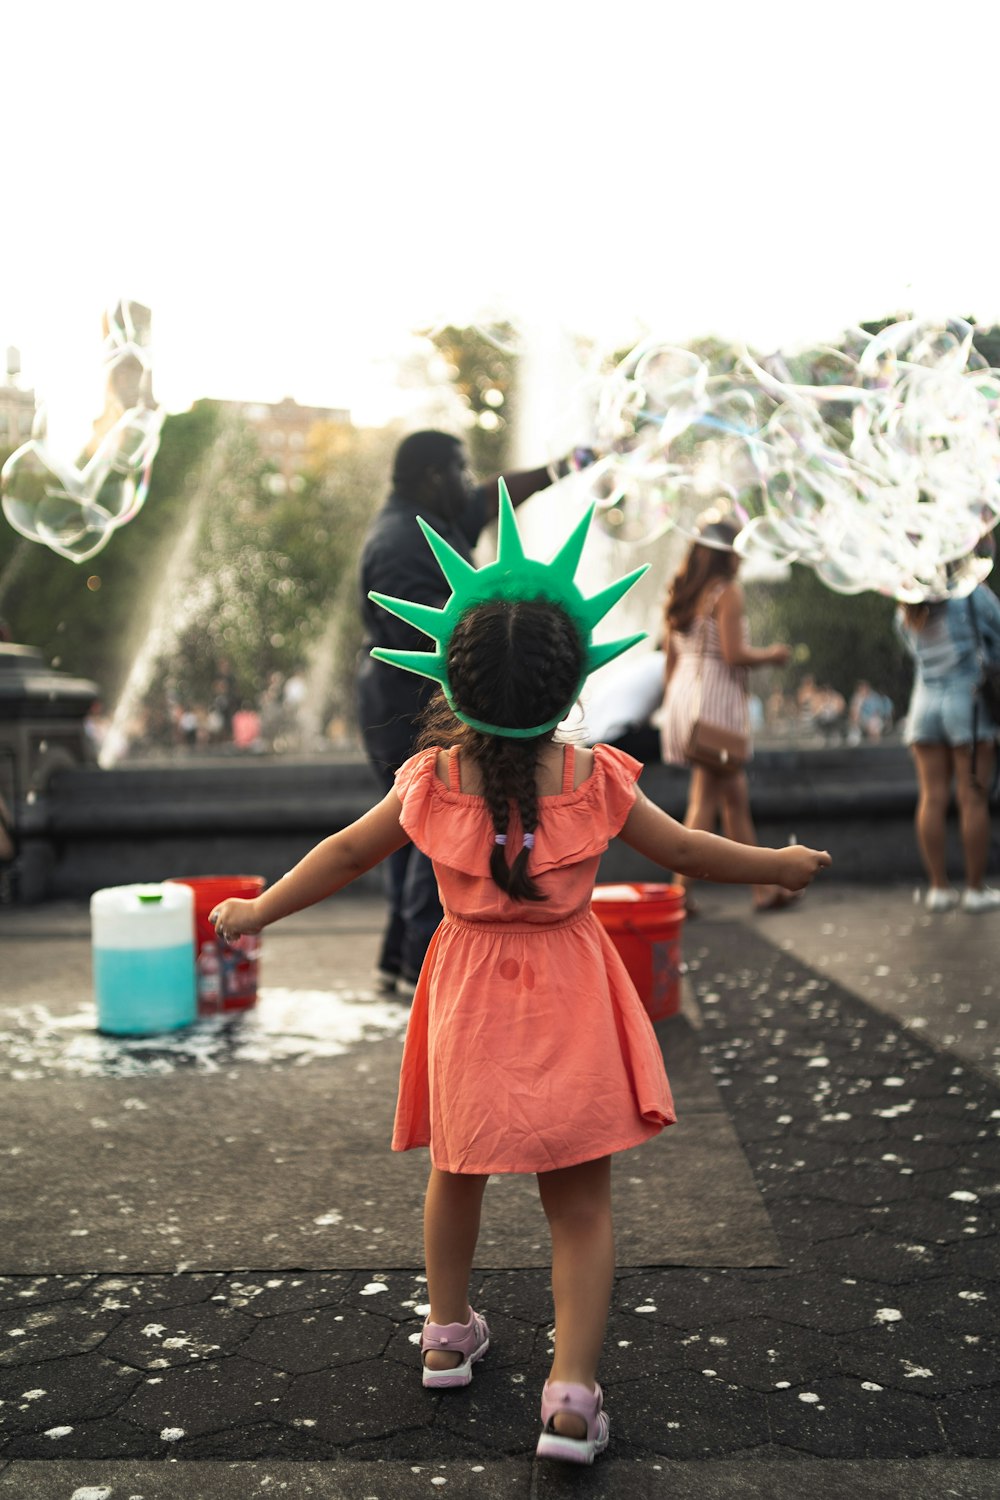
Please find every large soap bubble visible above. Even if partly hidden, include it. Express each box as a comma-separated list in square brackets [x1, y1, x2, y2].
[581, 341, 770, 545]
[1, 299, 165, 563]
[584, 319, 1000, 600]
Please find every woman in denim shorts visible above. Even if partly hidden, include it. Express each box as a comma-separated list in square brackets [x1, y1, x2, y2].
[895, 583, 1000, 912]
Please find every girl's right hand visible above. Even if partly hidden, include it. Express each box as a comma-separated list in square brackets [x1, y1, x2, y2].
[776, 844, 832, 891]
[209, 898, 263, 945]
[768, 644, 792, 667]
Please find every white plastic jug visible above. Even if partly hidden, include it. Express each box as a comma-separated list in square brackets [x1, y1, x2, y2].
[91, 883, 197, 1035]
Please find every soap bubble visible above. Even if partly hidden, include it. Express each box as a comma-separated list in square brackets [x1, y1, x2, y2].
[586, 318, 1000, 598]
[0, 299, 164, 563]
[585, 342, 768, 545]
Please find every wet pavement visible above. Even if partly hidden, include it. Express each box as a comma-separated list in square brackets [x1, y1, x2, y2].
[1, 887, 998, 1498]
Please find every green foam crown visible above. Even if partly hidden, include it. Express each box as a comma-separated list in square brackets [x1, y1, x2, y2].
[369, 477, 648, 737]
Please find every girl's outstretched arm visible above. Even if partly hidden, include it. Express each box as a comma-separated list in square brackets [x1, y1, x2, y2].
[619, 790, 831, 890]
[210, 790, 409, 939]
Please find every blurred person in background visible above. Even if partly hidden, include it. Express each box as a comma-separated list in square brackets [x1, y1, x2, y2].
[895, 579, 1000, 913]
[659, 512, 794, 915]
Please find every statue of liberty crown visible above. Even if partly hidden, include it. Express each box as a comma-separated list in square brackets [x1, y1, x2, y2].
[369, 478, 649, 738]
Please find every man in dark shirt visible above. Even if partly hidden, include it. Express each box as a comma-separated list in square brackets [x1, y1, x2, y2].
[357, 429, 574, 993]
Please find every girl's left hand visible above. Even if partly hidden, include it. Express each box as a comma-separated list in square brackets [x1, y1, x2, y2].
[210, 898, 262, 945]
[776, 844, 832, 891]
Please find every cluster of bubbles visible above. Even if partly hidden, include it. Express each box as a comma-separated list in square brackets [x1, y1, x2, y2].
[1, 299, 165, 564]
[582, 318, 1000, 600]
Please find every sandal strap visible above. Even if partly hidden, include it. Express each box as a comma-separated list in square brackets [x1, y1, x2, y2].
[420, 1308, 487, 1359]
[540, 1380, 604, 1438]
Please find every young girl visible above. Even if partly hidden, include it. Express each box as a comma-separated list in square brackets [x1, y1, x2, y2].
[211, 489, 830, 1465]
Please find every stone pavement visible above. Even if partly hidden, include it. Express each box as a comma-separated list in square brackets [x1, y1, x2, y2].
[0, 886, 998, 1499]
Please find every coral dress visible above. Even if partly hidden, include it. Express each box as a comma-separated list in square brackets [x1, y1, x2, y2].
[391, 742, 675, 1174]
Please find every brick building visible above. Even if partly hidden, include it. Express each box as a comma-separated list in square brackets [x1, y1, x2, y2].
[0, 348, 36, 451]
[223, 396, 351, 492]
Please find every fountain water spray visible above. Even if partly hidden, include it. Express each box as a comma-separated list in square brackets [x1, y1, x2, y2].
[98, 420, 240, 767]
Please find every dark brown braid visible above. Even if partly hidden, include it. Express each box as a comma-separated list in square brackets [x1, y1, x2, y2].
[416, 599, 584, 901]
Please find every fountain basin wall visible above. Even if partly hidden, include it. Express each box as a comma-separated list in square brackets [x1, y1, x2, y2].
[19, 742, 972, 901]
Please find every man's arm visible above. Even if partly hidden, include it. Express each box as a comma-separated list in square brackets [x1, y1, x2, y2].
[479, 465, 553, 518]
[480, 447, 596, 518]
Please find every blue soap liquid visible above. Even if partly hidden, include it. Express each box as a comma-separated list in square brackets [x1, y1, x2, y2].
[94, 942, 196, 1035]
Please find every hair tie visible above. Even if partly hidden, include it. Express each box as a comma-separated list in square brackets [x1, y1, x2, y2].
[494, 833, 507, 846]
[522, 832, 535, 850]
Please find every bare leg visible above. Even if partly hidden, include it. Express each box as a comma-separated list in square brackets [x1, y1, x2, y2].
[537, 1156, 614, 1437]
[423, 1166, 489, 1369]
[680, 766, 722, 909]
[718, 771, 782, 908]
[911, 743, 954, 889]
[953, 743, 995, 889]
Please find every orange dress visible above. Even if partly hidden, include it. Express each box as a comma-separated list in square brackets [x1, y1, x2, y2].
[391, 742, 676, 1174]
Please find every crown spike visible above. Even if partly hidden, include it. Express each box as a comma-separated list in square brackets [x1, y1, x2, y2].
[579, 565, 649, 628]
[550, 504, 595, 580]
[415, 517, 478, 594]
[370, 646, 448, 683]
[367, 591, 448, 643]
[368, 480, 650, 738]
[586, 633, 647, 673]
[495, 477, 527, 567]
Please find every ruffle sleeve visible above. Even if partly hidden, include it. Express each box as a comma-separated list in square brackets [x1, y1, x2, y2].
[528, 743, 643, 874]
[394, 748, 498, 870]
[393, 741, 644, 876]
[393, 748, 443, 857]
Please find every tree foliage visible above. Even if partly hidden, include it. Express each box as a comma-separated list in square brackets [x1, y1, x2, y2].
[748, 566, 913, 708]
[423, 324, 517, 476]
[0, 405, 397, 739]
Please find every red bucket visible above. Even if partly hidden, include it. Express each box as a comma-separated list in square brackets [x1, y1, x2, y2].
[591, 882, 686, 1021]
[167, 875, 265, 1014]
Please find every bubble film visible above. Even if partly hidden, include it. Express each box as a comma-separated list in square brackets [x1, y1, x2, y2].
[1, 299, 165, 563]
[587, 319, 1000, 599]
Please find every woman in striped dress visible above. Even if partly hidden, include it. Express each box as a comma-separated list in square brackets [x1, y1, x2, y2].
[659, 514, 792, 913]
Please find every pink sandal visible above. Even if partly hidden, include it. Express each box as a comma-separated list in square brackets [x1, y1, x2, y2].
[536, 1380, 611, 1464]
[420, 1308, 490, 1388]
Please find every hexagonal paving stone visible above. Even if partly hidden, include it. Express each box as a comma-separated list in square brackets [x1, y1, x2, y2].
[0, 1300, 121, 1367]
[85, 1274, 224, 1314]
[766, 1375, 946, 1458]
[0, 1277, 94, 1313]
[212, 1272, 352, 1317]
[608, 1370, 769, 1458]
[836, 1324, 1000, 1395]
[0, 1354, 141, 1433]
[898, 1276, 1000, 1335]
[673, 1317, 841, 1392]
[432, 1369, 540, 1455]
[273, 1357, 430, 1444]
[121, 1356, 291, 1438]
[101, 1302, 256, 1369]
[807, 1231, 953, 1282]
[937, 1386, 1000, 1456]
[0, 1414, 154, 1459]
[240, 1304, 392, 1374]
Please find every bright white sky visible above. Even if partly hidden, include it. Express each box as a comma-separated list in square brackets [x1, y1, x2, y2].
[4, 0, 1000, 447]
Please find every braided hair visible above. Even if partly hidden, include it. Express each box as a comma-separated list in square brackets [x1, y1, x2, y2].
[416, 599, 584, 901]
